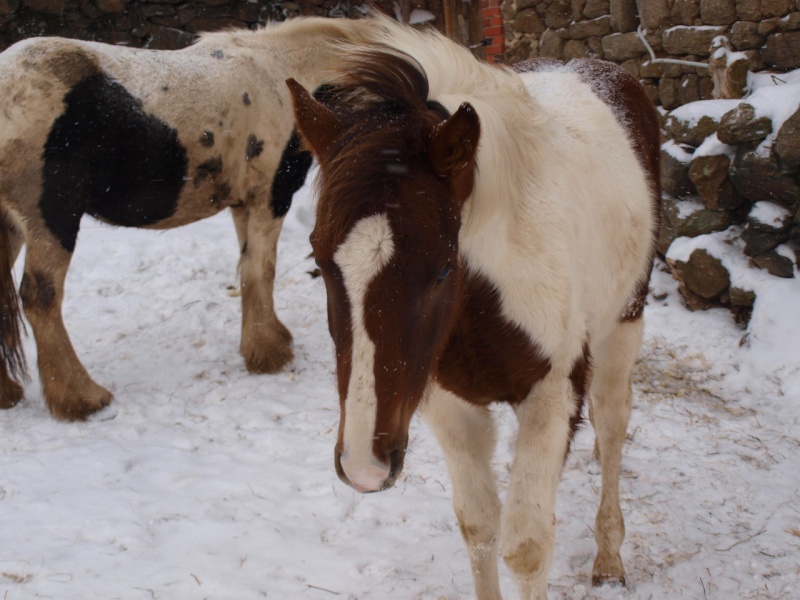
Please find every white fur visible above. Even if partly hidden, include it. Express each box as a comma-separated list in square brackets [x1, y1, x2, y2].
[334, 213, 395, 492]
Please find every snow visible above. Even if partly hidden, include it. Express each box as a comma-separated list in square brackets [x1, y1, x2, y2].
[749, 201, 792, 228]
[2, 176, 799, 599]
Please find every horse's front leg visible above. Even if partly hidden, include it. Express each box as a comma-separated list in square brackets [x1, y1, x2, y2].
[21, 240, 112, 420]
[502, 373, 574, 600]
[231, 198, 292, 373]
[422, 386, 503, 600]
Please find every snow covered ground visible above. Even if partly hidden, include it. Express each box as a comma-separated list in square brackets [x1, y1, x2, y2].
[1, 178, 798, 599]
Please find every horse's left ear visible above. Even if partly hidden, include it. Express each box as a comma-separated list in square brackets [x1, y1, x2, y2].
[286, 78, 341, 161]
[429, 102, 480, 179]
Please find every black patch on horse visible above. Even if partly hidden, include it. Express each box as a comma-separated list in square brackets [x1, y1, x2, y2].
[246, 134, 264, 161]
[268, 84, 336, 219]
[41, 73, 188, 252]
[196, 156, 223, 183]
[270, 129, 312, 219]
[200, 131, 215, 147]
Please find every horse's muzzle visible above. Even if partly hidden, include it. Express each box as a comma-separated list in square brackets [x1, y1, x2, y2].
[335, 448, 402, 493]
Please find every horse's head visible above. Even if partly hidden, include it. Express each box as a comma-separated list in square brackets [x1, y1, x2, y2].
[288, 51, 480, 493]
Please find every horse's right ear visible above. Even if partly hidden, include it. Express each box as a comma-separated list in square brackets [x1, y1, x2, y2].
[286, 78, 341, 161]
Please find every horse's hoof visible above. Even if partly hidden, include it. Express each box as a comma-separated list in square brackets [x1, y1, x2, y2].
[592, 572, 626, 588]
[0, 379, 24, 409]
[242, 326, 294, 374]
[47, 386, 113, 422]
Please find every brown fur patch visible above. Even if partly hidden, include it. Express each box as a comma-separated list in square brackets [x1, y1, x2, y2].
[437, 271, 552, 406]
[22, 42, 100, 89]
[19, 270, 56, 313]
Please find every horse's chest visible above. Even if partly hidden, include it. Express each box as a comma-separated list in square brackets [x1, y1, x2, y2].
[435, 273, 552, 406]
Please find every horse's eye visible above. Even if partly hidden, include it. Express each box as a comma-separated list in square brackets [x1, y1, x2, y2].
[436, 264, 451, 285]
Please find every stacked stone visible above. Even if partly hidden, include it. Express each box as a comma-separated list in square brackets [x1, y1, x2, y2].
[0, 0, 384, 52]
[660, 99, 800, 324]
[502, 0, 800, 108]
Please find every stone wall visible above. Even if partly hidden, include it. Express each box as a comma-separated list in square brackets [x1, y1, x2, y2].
[502, 0, 800, 109]
[0, 0, 389, 51]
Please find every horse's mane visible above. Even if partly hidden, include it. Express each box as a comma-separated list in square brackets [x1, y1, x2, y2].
[312, 48, 449, 249]
[194, 15, 378, 49]
[334, 15, 544, 236]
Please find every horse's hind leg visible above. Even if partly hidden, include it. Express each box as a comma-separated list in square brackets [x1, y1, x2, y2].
[231, 200, 292, 373]
[588, 317, 643, 586]
[422, 387, 502, 600]
[21, 240, 112, 420]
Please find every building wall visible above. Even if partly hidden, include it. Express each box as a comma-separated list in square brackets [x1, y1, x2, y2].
[0, 0, 392, 52]
[500, 0, 800, 108]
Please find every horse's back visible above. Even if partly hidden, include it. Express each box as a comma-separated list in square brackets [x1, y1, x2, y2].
[519, 58, 660, 329]
[460, 58, 660, 354]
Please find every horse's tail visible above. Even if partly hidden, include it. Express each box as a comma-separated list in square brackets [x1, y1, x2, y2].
[0, 216, 27, 383]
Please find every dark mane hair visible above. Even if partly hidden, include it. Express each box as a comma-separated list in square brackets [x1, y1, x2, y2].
[312, 49, 450, 249]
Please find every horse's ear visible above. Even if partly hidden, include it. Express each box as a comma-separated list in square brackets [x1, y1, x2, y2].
[286, 78, 340, 161]
[429, 102, 480, 179]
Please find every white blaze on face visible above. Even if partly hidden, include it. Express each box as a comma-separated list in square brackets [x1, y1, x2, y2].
[334, 213, 396, 492]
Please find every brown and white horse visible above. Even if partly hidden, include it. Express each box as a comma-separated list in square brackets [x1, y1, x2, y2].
[0, 17, 379, 420]
[289, 17, 660, 600]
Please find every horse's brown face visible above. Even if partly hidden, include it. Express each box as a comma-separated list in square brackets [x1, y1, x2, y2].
[288, 70, 480, 493]
[312, 176, 464, 492]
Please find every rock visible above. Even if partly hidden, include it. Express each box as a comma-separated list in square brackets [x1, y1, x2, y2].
[730, 21, 765, 49]
[762, 31, 800, 69]
[610, 0, 638, 32]
[544, 0, 572, 29]
[672, 0, 700, 25]
[669, 248, 731, 299]
[23, 0, 66, 14]
[709, 38, 750, 99]
[752, 251, 795, 277]
[689, 154, 743, 209]
[638, 0, 670, 28]
[569, 15, 611, 39]
[717, 103, 773, 144]
[661, 143, 695, 197]
[681, 207, 736, 237]
[583, 0, 609, 20]
[514, 9, 545, 34]
[701, 0, 737, 25]
[94, 0, 125, 13]
[601, 31, 645, 61]
[729, 287, 756, 306]
[761, 0, 793, 18]
[730, 144, 800, 206]
[735, 0, 762, 21]
[147, 25, 197, 49]
[774, 107, 800, 167]
[539, 29, 565, 58]
[659, 78, 681, 110]
[564, 39, 591, 58]
[663, 25, 725, 56]
[741, 201, 793, 255]
[664, 113, 720, 146]
[0, 0, 19, 14]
